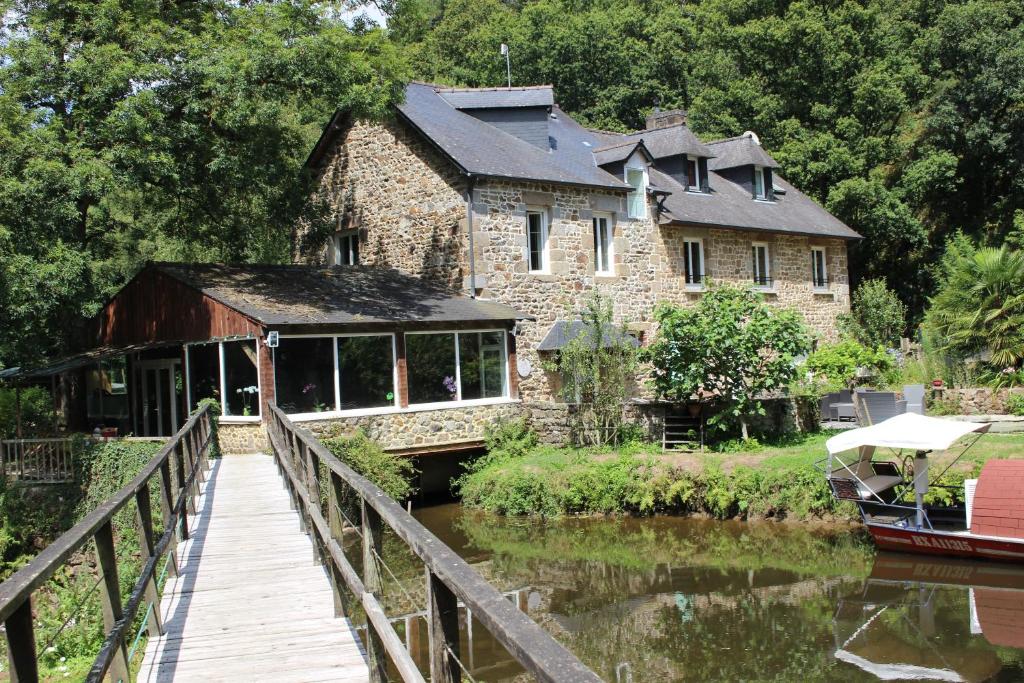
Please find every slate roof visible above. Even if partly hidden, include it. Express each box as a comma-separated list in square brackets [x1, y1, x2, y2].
[536, 320, 641, 352]
[435, 85, 554, 109]
[592, 140, 652, 166]
[707, 134, 780, 170]
[594, 124, 714, 159]
[396, 83, 630, 190]
[153, 263, 532, 326]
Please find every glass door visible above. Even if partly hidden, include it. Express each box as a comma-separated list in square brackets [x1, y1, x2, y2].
[134, 360, 182, 437]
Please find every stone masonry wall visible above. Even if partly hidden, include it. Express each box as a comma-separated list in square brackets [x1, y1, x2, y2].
[217, 421, 269, 455]
[297, 403, 522, 452]
[299, 118, 468, 290]
[301, 119, 852, 405]
[937, 388, 1024, 415]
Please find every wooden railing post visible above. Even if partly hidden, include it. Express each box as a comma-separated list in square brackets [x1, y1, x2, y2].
[427, 569, 461, 683]
[5, 598, 38, 683]
[327, 470, 349, 617]
[135, 490, 164, 638]
[158, 458, 179, 578]
[174, 442, 190, 541]
[361, 499, 387, 683]
[303, 440, 322, 564]
[94, 521, 130, 682]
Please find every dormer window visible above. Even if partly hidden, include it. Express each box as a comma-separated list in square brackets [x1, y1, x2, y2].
[753, 166, 773, 201]
[626, 167, 647, 219]
[686, 157, 699, 191]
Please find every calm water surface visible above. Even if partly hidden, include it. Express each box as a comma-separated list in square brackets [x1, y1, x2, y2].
[396, 504, 1024, 682]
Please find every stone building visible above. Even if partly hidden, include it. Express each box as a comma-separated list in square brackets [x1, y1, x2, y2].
[301, 82, 861, 405]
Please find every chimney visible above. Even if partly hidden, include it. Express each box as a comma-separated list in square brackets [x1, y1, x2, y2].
[645, 108, 687, 130]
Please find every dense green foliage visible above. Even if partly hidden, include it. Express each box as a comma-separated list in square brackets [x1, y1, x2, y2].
[646, 283, 812, 438]
[924, 239, 1024, 385]
[1008, 393, 1024, 417]
[322, 429, 416, 501]
[542, 293, 640, 446]
[805, 338, 895, 388]
[0, 386, 56, 439]
[839, 279, 908, 349]
[382, 0, 1024, 321]
[0, 0, 408, 368]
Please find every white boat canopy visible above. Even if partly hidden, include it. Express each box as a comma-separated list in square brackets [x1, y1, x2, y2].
[825, 413, 990, 455]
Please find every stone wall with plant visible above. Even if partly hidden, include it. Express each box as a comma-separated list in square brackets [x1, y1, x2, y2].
[933, 387, 1024, 415]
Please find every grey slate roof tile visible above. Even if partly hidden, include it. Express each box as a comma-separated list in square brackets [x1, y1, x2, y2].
[153, 263, 532, 326]
[435, 85, 554, 109]
[707, 134, 780, 170]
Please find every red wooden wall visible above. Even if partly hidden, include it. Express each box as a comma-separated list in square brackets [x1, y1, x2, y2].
[94, 268, 262, 347]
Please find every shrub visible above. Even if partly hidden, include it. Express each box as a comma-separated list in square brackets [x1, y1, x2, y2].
[322, 430, 416, 502]
[805, 339, 894, 388]
[838, 279, 907, 349]
[0, 386, 57, 438]
[1007, 393, 1024, 416]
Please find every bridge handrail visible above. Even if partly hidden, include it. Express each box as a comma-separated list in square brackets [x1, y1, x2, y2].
[267, 403, 603, 683]
[0, 404, 214, 683]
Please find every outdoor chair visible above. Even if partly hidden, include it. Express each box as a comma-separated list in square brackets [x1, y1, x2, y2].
[830, 389, 856, 422]
[820, 392, 838, 421]
[857, 391, 907, 426]
[903, 384, 926, 415]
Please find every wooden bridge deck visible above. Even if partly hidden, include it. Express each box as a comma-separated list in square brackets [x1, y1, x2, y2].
[138, 454, 369, 682]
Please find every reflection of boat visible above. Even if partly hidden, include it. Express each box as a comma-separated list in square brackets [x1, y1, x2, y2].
[822, 414, 1024, 562]
[833, 553, 1024, 681]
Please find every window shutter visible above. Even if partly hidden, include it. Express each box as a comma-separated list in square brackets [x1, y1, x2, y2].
[763, 167, 774, 201]
[698, 157, 709, 192]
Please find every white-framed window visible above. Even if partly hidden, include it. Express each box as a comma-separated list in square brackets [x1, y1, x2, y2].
[752, 242, 772, 288]
[753, 166, 768, 200]
[626, 168, 646, 219]
[405, 330, 509, 406]
[526, 209, 549, 273]
[186, 339, 261, 419]
[331, 231, 360, 265]
[683, 237, 704, 287]
[811, 247, 828, 290]
[593, 213, 614, 275]
[686, 155, 700, 192]
[272, 333, 399, 417]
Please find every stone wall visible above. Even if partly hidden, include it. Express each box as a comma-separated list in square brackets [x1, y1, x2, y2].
[217, 421, 269, 455]
[936, 388, 1024, 415]
[297, 403, 523, 452]
[300, 118, 468, 290]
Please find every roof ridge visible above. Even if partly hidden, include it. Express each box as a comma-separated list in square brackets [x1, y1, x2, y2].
[706, 133, 756, 145]
[432, 84, 554, 93]
[593, 138, 643, 152]
[628, 121, 690, 136]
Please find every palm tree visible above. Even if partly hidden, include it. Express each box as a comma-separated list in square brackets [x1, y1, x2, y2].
[926, 243, 1024, 385]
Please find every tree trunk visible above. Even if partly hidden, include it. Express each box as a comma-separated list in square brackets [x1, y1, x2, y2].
[740, 418, 749, 441]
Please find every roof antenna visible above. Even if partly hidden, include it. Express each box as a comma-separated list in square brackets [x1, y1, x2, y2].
[500, 44, 511, 88]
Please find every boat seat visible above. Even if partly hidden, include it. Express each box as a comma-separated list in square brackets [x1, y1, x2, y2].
[856, 474, 903, 499]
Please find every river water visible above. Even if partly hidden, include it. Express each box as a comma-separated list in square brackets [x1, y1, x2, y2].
[394, 504, 1024, 682]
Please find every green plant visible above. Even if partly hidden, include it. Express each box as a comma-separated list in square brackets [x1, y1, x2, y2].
[927, 392, 962, 416]
[925, 239, 1024, 386]
[321, 429, 416, 502]
[646, 283, 812, 439]
[0, 386, 57, 439]
[838, 279, 907, 349]
[196, 398, 222, 458]
[542, 292, 640, 446]
[805, 339, 895, 388]
[1006, 393, 1024, 416]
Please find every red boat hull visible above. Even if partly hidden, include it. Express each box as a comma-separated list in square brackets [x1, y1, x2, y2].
[868, 523, 1024, 563]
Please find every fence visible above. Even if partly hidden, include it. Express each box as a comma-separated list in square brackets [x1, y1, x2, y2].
[266, 402, 602, 683]
[1, 438, 77, 483]
[0, 404, 214, 682]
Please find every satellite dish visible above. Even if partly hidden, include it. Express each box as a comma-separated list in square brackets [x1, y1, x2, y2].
[517, 357, 532, 378]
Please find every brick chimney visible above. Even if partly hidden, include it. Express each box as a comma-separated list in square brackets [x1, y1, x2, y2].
[645, 108, 687, 130]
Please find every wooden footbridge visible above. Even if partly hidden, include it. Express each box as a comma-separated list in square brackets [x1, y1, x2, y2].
[0, 404, 603, 683]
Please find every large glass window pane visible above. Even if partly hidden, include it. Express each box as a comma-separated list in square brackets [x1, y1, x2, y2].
[527, 211, 546, 272]
[188, 343, 221, 410]
[458, 332, 507, 400]
[223, 340, 259, 416]
[627, 168, 645, 218]
[406, 333, 457, 404]
[275, 337, 336, 414]
[338, 336, 395, 410]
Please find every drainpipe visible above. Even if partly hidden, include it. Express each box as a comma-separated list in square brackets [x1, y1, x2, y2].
[465, 175, 477, 299]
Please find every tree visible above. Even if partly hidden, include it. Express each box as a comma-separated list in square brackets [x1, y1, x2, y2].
[646, 283, 812, 440]
[839, 279, 907, 349]
[925, 239, 1024, 385]
[0, 0, 408, 368]
[545, 293, 640, 447]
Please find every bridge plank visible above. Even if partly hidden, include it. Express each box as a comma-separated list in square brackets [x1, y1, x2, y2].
[138, 454, 369, 682]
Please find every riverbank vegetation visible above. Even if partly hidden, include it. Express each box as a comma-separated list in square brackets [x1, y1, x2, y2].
[457, 419, 1024, 519]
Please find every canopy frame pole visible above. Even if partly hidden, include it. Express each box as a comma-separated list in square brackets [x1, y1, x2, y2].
[927, 430, 986, 488]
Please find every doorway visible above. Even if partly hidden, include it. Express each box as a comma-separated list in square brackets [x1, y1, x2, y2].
[133, 360, 183, 437]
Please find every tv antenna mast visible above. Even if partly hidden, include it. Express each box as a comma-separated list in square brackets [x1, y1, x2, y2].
[500, 44, 511, 88]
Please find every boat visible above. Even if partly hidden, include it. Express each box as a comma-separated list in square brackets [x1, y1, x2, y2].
[822, 413, 1024, 562]
[833, 552, 1024, 681]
